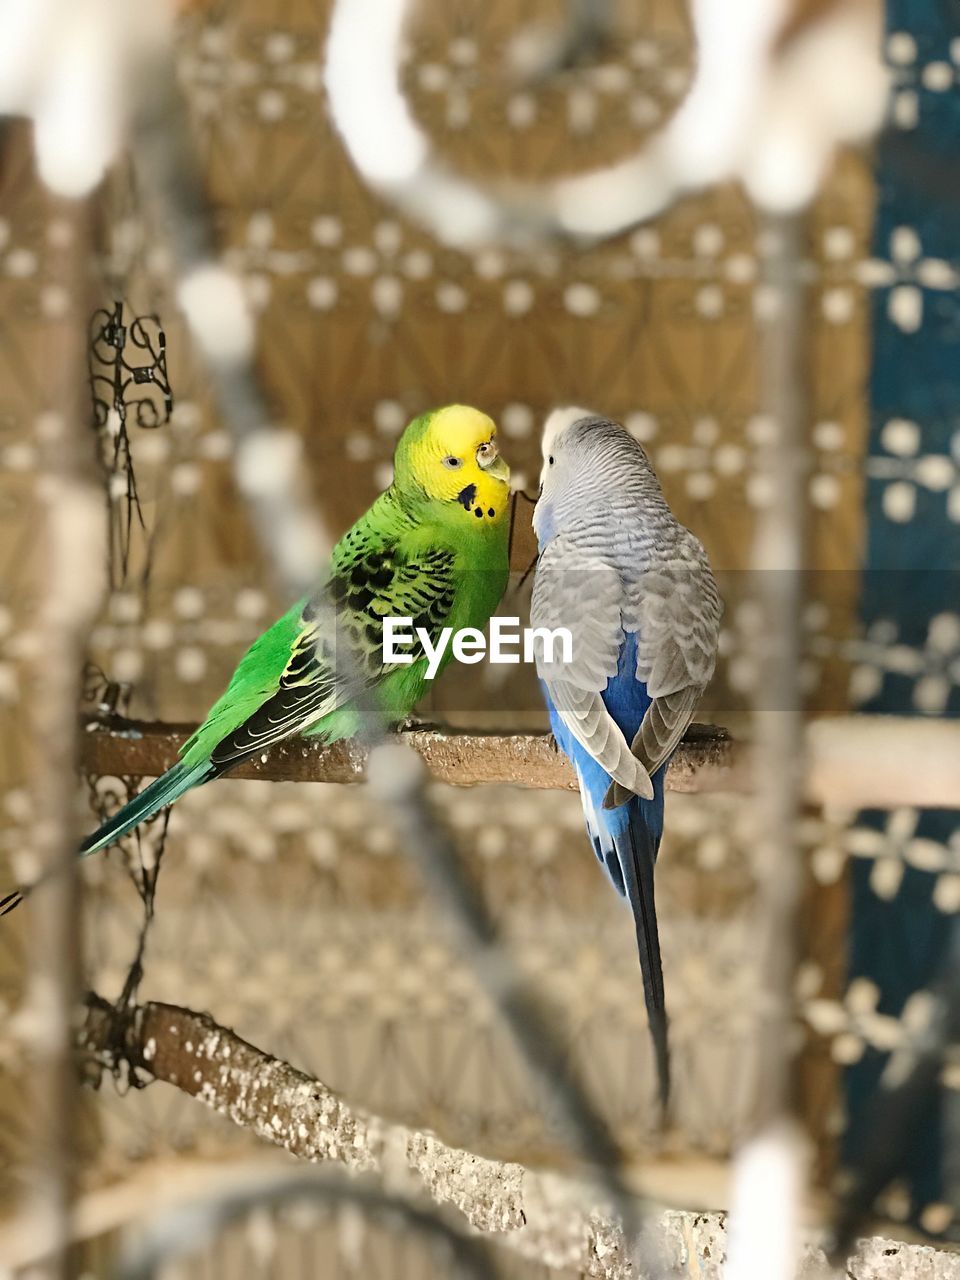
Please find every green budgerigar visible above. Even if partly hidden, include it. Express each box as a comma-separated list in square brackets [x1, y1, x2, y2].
[1, 405, 510, 913]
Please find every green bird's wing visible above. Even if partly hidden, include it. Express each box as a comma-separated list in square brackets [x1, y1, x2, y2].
[181, 521, 456, 771]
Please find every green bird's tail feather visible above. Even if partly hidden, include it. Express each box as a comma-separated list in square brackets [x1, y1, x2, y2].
[79, 760, 211, 858]
[0, 760, 210, 918]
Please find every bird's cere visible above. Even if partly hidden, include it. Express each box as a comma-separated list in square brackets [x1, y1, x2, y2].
[177, 266, 256, 363]
[382, 616, 573, 680]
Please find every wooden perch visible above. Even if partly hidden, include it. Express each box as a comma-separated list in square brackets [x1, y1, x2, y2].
[78, 713, 960, 809]
[78, 714, 735, 794]
[69, 995, 960, 1280]
[78, 715, 736, 794]
[77, 993, 631, 1276]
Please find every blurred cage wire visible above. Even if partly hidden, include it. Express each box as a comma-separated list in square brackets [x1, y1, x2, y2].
[1, 0, 960, 1277]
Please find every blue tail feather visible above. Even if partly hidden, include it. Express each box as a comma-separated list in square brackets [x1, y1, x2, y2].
[614, 798, 669, 1108]
[542, 631, 672, 1109]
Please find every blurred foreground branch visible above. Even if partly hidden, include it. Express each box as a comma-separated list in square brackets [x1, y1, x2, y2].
[59, 995, 960, 1280]
[17, 190, 105, 1277]
[131, 43, 327, 601]
[724, 214, 811, 1280]
[77, 994, 632, 1277]
[325, 0, 887, 245]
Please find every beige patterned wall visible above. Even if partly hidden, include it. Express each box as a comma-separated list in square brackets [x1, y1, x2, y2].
[0, 0, 878, 1268]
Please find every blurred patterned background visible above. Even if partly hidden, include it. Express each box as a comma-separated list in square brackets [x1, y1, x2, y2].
[1, 0, 959, 1272]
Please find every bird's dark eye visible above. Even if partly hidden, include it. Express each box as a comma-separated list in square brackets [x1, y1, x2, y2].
[548, 455, 555, 466]
[442, 456, 463, 470]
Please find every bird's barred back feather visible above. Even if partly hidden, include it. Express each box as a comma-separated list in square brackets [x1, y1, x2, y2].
[203, 532, 458, 766]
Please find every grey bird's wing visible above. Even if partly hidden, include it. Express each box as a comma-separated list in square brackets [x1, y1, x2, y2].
[531, 536, 654, 800]
[604, 541, 722, 808]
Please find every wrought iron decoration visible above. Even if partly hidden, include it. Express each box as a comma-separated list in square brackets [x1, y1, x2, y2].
[89, 300, 173, 432]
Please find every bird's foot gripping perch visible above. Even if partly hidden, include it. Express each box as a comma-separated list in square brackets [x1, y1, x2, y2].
[393, 714, 439, 734]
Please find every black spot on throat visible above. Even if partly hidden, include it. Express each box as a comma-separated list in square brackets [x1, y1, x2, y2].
[456, 483, 477, 510]
[474, 507, 483, 518]
[487, 507, 495, 517]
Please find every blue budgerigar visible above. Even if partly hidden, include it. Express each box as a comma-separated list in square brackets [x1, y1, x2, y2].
[531, 409, 722, 1109]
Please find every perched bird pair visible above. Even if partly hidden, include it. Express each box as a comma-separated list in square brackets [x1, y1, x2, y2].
[3, 403, 720, 1108]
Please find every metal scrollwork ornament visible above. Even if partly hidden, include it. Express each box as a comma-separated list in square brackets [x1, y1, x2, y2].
[88, 301, 173, 586]
[89, 300, 173, 432]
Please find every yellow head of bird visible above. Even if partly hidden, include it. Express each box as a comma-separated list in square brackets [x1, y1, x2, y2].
[394, 405, 511, 521]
